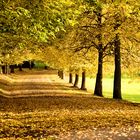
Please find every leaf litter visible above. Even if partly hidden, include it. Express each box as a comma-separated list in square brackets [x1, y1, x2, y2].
[0, 71, 140, 139]
[0, 96, 140, 139]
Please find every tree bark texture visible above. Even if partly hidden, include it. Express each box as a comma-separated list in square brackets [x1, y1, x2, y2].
[94, 50, 103, 96]
[113, 34, 122, 99]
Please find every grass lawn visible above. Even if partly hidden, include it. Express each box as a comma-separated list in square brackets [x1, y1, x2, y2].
[64, 75, 140, 103]
[103, 78, 140, 103]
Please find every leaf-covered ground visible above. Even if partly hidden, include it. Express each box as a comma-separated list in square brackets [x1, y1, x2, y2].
[0, 70, 140, 139]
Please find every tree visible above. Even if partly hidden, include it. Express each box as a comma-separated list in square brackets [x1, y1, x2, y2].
[113, 34, 122, 99]
[81, 69, 87, 90]
[65, 0, 140, 99]
[74, 69, 79, 87]
[74, 73, 79, 87]
[69, 74, 73, 83]
[67, 0, 115, 96]
[110, 1, 140, 99]
[0, 0, 82, 66]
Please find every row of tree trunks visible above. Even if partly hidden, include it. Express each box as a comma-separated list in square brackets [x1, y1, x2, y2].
[58, 70, 87, 91]
[1, 64, 23, 74]
[1, 61, 36, 74]
[93, 38, 122, 99]
[1, 65, 7, 74]
[94, 40, 122, 99]
[70, 71, 86, 90]
[1, 65, 15, 74]
[93, 10, 122, 99]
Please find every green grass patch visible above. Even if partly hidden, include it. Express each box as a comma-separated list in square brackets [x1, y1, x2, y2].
[102, 78, 140, 103]
[34, 61, 46, 69]
[80, 77, 140, 103]
[64, 75, 140, 103]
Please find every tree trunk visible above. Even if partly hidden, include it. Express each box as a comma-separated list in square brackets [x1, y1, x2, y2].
[94, 49, 103, 96]
[29, 60, 32, 70]
[10, 65, 15, 73]
[74, 74, 79, 87]
[2, 65, 6, 74]
[18, 64, 23, 71]
[58, 70, 60, 77]
[58, 70, 63, 79]
[60, 70, 64, 79]
[94, 9, 103, 97]
[81, 70, 86, 90]
[5, 63, 8, 74]
[69, 73, 73, 83]
[113, 34, 122, 99]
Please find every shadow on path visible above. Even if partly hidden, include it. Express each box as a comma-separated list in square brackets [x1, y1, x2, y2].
[0, 69, 90, 98]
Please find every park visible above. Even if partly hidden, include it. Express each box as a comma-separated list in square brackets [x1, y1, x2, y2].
[0, 0, 140, 139]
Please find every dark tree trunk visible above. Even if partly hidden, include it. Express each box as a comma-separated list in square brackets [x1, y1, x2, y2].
[58, 70, 63, 79]
[113, 34, 122, 99]
[18, 64, 23, 71]
[74, 74, 79, 87]
[60, 70, 64, 79]
[5, 64, 8, 74]
[10, 65, 15, 73]
[94, 9, 103, 97]
[81, 70, 86, 90]
[94, 49, 103, 96]
[44, 66, 48, 70]
[69, 73, 73, 83]
[58, 70, 60, 77]
[29, 60, 32, 70]
[2, 65, 6, 74]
